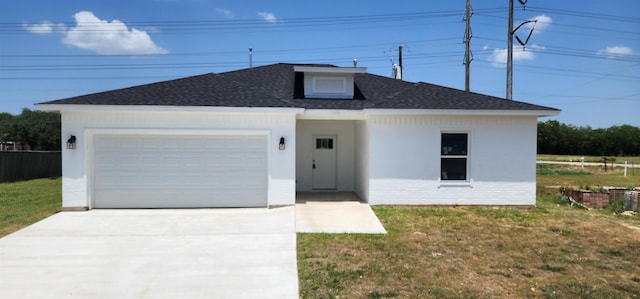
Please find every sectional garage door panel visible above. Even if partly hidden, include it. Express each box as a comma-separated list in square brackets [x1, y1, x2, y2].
[93, 134, 268, 208]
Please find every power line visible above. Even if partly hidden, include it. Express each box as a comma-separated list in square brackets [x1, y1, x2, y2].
[0, 50, 467, 72]
[534, 63, 640, 100]
[0, 9, 508, 34]
[473, 13, 640, 38]
[476, 13, 640, 41]
[0, 37, 461, 59]
[525, 6, 640, 23]
[1, 5, 636, 103]
[474, 36, 640, 63]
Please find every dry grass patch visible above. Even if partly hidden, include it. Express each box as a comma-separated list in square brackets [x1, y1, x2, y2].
[298, 189, 640, 298]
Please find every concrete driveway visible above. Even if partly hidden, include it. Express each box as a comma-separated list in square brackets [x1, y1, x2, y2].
[0, 208, 298, 299]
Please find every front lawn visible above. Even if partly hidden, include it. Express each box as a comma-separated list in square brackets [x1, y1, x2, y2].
[298, 165, 640, 298]
[0, 177, 61, 237]
[298, 195, 640, 298]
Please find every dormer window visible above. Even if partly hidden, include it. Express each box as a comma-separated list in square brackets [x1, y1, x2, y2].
[312, 76, 347, 95]
[294, 65, 366, 99]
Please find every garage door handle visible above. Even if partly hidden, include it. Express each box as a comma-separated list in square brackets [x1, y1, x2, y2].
[312, 160, 316, 169]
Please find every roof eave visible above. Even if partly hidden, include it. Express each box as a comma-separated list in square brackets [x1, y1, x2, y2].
[35, 104, 303, 114]
[37, 103, 560, 118]
[363, 108, 560, 117]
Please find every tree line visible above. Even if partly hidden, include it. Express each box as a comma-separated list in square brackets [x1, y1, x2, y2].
[538, 120, 640, 156]
[0, 108, 61, 151]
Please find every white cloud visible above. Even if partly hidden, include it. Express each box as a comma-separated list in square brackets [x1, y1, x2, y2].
[257, 12, 278, 23]
[62, 11, 168, 55]
[529, 44, 546, 51]
[597, 46, 634, 58]
[24, 11, 168, 55]
[215, 8, 234, 18]
[22, 21, 66, 34]
[488, 45, 544, 68]
[527, 14, 552, 34]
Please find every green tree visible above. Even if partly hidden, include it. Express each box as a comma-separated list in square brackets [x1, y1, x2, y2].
[0, 112, 17, 148]
[538, 120, 640, 156]
[5, 108, 61, 151]
[607, 125, 640, 156]
[537, 120, 559, 154]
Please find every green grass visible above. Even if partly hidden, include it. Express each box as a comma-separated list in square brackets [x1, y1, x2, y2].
[298, 163, 640, 298]
[0, 177, 61, 237]
[298, 191, 640, 298]
[536, 163, 591, 176]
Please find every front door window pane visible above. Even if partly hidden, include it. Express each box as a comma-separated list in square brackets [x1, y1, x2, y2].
[316, 138, 333, 149]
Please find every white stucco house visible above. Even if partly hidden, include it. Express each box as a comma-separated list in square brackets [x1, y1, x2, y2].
[37, 63, 559, 210]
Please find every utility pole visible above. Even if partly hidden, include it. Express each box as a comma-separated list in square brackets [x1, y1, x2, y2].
[506, 0, 514, 100]
[464, 0, 473, 92]
[398, 44, 403, 80]
[507, 0, 536, 100]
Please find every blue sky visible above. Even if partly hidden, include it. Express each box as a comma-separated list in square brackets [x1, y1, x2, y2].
[1, 0, 638, 128]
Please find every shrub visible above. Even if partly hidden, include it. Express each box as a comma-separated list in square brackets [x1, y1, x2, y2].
[607, 198, 624, 214]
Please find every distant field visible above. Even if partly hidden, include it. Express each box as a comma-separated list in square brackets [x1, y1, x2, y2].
[536, 163, 640, 188]
[538, 154, 640, 164]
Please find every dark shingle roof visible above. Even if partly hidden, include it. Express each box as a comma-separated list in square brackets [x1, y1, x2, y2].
[39, 63, 559, 112]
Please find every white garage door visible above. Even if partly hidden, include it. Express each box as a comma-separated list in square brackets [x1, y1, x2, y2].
[93, 134, 267, 208]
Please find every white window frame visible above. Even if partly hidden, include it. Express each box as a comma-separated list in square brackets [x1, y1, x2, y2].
[439, 131, 472, 187]
[311, 76, 347, 95]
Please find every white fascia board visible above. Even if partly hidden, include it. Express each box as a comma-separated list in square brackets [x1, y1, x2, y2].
[35, 104, 303, 115]
[363, 108, 560, 117]
[293, 66, 367, 74]
[297, 109, 366, 120]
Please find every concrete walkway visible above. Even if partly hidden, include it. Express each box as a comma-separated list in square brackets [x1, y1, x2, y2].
[0, 208, 298, 299]
[295, 193, 386, 234]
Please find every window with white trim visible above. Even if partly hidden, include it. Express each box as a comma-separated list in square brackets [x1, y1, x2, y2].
[441, 133, 468, 181]
[311, 76, 347, 94]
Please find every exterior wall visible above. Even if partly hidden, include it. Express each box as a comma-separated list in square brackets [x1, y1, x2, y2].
[367, 115, 537, 206]
[354, 120, 369, 201]
[59, 108, 539, 208]
[60, 110, 296, 209]
[295, 120, 356, 192]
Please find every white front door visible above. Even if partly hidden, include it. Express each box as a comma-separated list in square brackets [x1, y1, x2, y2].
[312, 136, 337, 190]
